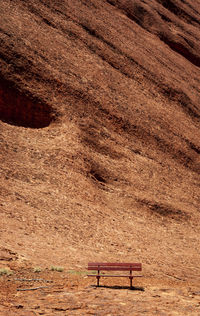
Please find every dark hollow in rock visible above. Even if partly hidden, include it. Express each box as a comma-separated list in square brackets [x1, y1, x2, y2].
[138, 198, 189, 221]
[90, 169, 107, 184]
[159, 35, 200, 68]
[0, 79, 54, 128]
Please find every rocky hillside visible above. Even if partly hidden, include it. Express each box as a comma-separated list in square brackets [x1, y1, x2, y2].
[0, 0, 200, 280]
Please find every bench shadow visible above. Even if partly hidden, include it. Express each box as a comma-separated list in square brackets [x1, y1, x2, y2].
[91, 285, 145, 291]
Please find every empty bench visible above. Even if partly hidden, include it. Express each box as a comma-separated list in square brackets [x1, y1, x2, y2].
[87, 262, 142, 288]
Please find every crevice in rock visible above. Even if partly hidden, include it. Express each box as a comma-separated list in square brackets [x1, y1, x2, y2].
[156, 0, 200, 25]
[137, 199, 189, 221]
[87, 160, 109, 185]
[159, 84, 200, 120]
[159, 35, 200, 68]
[186, 140, 200, 155]
[106, 1, 200, 68]
[0, 79, 55, 128]
[90, 169, 106, 184]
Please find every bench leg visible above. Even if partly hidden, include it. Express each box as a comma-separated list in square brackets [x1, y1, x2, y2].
[97, 276, 100, 287]
[130, 276, 133, 288]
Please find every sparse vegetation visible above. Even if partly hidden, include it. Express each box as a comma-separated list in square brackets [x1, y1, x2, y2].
[33, 267, 42, 273]
[0, 268, 12, 276]
[68, 270, 88, 275]
[50, 266, 64, 272]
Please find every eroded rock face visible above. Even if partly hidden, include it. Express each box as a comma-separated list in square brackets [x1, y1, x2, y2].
[0, 80, 53, 128]
[107, 0, 200, 67]
[0, 0, 200, 293]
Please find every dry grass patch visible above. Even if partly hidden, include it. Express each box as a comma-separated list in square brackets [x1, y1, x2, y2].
[50, 266, 64, 272]
[0, 268, 12, 276]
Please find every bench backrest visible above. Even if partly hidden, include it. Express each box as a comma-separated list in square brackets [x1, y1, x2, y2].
[88, 262, 142, 271]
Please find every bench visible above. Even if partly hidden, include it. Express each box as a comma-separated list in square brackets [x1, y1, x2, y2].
[87, 262, 142, 288]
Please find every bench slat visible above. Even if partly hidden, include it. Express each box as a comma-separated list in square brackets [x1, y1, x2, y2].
[88, 266, 142, 271]
[88, 274, 143, 277]
[88, 262, 141, 267]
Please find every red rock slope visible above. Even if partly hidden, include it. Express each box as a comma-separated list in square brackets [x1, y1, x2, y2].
[0, 0, 200, 279]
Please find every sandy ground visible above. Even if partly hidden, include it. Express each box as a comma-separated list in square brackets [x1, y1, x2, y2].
[1, 265, 200, 316]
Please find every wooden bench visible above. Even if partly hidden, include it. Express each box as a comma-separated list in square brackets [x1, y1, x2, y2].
[87, 262, 142, 288]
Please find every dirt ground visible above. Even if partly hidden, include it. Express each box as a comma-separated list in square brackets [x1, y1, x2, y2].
[1, 264, 200, 316]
